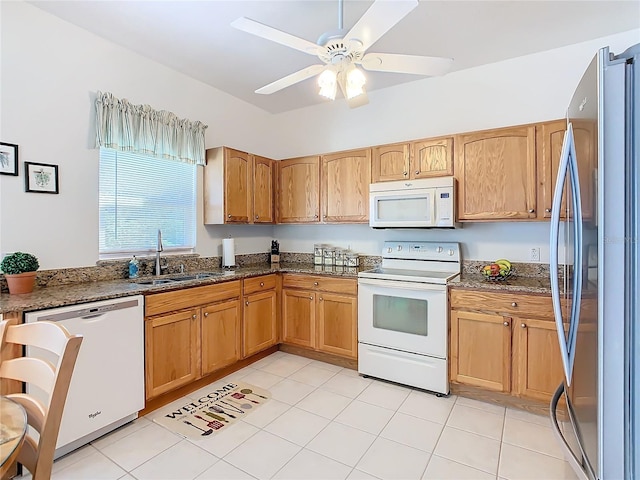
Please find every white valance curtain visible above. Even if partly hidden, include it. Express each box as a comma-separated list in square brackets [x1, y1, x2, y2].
[95, 91, 208, 166]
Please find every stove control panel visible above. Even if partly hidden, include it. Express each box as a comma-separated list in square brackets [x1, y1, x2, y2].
[381, 241, 460, 262]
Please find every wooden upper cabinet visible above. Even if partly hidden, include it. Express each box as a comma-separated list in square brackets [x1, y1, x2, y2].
[537, 120, 567, 219]
[372, 137, 453, 183]
[278, 156, 321, 223]
[372, 143, 410, 182]
[455, 125, 537, 220]
[537, 119, 595, 221]
[224, 149, 251, 223]
[204, 147, 275, 224]
[321, 148, 371, 223]
[412, 137, 454, 178]
[253, 155, 274, 223]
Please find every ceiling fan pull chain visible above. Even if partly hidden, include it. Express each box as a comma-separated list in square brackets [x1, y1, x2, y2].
[338, 0, 344, 30]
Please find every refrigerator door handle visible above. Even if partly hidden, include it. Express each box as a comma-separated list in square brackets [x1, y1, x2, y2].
[550, 125, 573, 385]
[566, 128, 584, 379]
[550, 383, 591, 480]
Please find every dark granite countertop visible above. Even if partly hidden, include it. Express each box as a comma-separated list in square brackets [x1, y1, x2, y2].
[452, 272, 554, 295]
[0, 263, 363, 315]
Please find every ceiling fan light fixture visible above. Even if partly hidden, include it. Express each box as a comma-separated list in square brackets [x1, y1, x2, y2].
[318, 68, 337, 100]
[345, 66, 366, 99]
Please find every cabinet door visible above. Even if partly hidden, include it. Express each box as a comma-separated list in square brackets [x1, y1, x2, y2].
[371, 143, 410, 182]
[201, 300, 241, 376]
[243, 290, 277, 357]
[278, 156, 320, 223]
[145, 309, 200, 399]
[252, 155, 274, 223]
[224, 148, 251, 223]
[537, 120, 595, 221]
[411, 137, 453, 178]
[513, 317, 566, 402]
[537, 120, 567, 219]
[450, 310, 511, 392]
[282, 289, 315, 348]
[456, 126, 537, 220]
[321, 149, 371, 223]
[317, 292, 357, 358]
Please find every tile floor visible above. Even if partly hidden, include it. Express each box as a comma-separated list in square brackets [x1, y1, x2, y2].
[20, 352, 579, 480]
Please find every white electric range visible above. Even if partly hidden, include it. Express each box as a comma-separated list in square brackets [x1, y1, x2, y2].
[357, 241, 461, 395]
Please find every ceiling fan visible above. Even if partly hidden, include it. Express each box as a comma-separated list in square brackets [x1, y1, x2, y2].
[231, 0, 453, 108]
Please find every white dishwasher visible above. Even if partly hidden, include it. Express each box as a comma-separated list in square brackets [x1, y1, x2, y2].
[25, 295, 145, 458]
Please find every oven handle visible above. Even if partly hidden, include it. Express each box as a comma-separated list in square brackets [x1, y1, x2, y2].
[357, 277, 447, 292]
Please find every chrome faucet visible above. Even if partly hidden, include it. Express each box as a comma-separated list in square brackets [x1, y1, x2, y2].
[155, 229, 164, 277]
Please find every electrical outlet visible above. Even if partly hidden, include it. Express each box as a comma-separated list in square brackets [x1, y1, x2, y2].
[530, 247, 540, 262]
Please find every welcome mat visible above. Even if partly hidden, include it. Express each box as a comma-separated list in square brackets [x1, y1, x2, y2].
[153, 382, 270, 439]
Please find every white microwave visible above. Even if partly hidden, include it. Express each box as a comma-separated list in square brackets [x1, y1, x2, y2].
[369, 177, 457, 228]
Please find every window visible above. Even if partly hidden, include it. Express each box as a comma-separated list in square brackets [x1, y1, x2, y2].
[99, 149, 196, 257]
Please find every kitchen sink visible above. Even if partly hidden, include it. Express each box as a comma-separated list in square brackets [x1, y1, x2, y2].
[135, 278, 176, 285]
[169, 272, 225, 281]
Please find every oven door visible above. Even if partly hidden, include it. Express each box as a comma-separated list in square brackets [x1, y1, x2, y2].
[357, 277, 447, 358]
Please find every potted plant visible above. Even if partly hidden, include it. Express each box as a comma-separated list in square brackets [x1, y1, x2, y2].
[1, 252, 39, 294]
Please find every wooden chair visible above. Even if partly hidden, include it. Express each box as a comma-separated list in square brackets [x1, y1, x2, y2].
[0, 320, 82, 480]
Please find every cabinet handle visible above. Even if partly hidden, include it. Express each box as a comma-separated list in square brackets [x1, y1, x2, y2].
[503, 321, 509, 326]
[309, 296, 313, 300]
[314, 214, 319, 218]
[192, 314, 197, 320]
[521, 323, 526, 328]
[227, 214, 232, 218]
[403, 171, 408, 176]
[323, 215, 327, 219]
[255, 215, 259, 219]
[528, 209, 535, 213]
[511, 302, 517, 307]
[314, 282, 319, 286]
[246, 301, 249, 306]
[415, 170, 420, 175]
[546, 208, 552, 213]
[319, 297, 323, 301]
[204, 312, 209, 317]
[260, 282, 264, 287]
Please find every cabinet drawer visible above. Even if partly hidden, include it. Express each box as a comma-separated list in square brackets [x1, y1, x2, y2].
[243, 274, 277, 294]
[282, 274, 357, 295]
[450, 289, 554, 318]
[146, 280, 242, 317]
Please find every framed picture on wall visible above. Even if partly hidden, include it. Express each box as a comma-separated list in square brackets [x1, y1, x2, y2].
[25, 162, 59, 194]
[0, 142, 18, 176]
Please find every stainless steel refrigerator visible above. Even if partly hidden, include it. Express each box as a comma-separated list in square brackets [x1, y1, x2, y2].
[549, 43, 639, 479]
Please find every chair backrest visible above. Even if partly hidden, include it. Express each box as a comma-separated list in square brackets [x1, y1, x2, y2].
[0, 320, 83, 480]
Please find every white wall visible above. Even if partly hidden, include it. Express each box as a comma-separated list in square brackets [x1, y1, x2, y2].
[269, 29, 640, 262]
[1, 0, 637, 269]
[0, 1, 278, 268]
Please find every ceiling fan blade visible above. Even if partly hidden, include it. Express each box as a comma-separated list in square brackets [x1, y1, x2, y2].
[344, 0, 418, 52]
[255, 64, 326, 95]
[337, 73, 369, 109]
[231, 17, 320, 56]
[360, 53, 454, 76]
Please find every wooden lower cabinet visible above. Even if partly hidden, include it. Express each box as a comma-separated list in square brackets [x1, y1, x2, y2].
[282, 289, 315, 348]
[145, 308, 200, 399]
[201, 299, 242, 375]
[243, 289, 278, 357]
[317, 292, 357, 358]
[450, 310, 511, 392]
[144, 281, 242, 400]
[512, 317, 566, 401]
[281, 274, 357, 359]
[449, 288, 570, 403]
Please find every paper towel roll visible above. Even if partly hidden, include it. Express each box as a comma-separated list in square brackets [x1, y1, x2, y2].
[222, 238, 236, 267]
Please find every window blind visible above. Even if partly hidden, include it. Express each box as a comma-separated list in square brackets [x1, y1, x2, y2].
[99, 148, 196, 255]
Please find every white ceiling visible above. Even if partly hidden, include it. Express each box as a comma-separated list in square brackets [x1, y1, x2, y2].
[29, 0, 640, 114]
